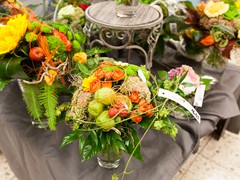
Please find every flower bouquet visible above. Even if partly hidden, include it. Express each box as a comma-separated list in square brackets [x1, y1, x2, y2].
[56, 54, 208, 179]
[182, 0, 240, 67]
[0, 11, 88, 129]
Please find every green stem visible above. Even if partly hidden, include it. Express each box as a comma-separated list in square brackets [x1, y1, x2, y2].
[120, 99, 168, 180]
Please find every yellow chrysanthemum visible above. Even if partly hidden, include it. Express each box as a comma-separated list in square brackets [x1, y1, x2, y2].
[0, 14, 28, 55]
[204, 1, 229, 18]
[82, 76, 97, 91]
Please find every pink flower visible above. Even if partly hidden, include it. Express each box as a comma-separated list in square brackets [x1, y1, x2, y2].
[168, 65, 200, 95]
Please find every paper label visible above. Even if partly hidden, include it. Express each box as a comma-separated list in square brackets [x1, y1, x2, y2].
[138, 69, 146, 83]
[158, 88, 201, 123]
[193, 85, 205, 107]
[169, 23, 178, 34]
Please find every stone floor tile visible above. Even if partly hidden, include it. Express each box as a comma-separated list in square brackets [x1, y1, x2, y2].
[200, 131, 240, 176]
[181, 154, 240, 180]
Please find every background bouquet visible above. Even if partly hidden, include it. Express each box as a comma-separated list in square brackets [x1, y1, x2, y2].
[182, 0, 240, 67]
[0, 10, 87, 129]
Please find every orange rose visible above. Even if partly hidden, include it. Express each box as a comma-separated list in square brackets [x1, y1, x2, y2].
[101, 81, 112, 88]
[105, 71, 113, 80]
[112, 69, 125, 81]
[145, 104, 154, 118]
[130, 113, 142, 123]
[139, 99, 147, 107]
[200, 35, 214, 46]
[99, 61, 115, 67]
[53, 29, 72, 52]
[89, 79, 101, 93]
[94, 68, 105, 79]
[129, 90, 140, 103]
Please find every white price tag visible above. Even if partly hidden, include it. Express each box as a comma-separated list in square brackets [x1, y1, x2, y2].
[138, 69, 146, 83]
[193, 85, 205, 107]
[158, 88, 201, 123]
[169, 23, 178, 34]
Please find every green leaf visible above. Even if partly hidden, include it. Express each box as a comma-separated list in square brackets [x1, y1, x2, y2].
[112, 173, 119, 180]
[212, 24, 235, 38]
[39, 83, 58, 130]
[181, 82, 195, 87]
[124, 128, 143, 161]
[115, 140, 127, 152]
[0, 57, 29, 80]
[179, 71, 188, 84]
[77, 62, 90, 75]
[79, 135, 86, 153]
[0, 79, 10, 91]
[139, 116, 154, 129]
[86, 47, 111, 57]
[90, 130, 98, 146]
[61, 131, 81, 148]
[182, 1, 195, 10]
[157, 71, 168, 80]
[21, 83, 43, 123]
[27, 4, 42, 10]
[82, 136, 97, 161]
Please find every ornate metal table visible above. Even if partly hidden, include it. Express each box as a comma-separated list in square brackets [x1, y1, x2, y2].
[84, 1, 163, 69]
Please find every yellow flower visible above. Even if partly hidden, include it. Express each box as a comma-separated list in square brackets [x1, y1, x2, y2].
[236, 0, 240, 9]
[73, 52, 87, 64]
[82, 76, 97, 91]
[204, 1, 229, 18]
[0, 14, 28, 55]
[44, 70, 58, 86]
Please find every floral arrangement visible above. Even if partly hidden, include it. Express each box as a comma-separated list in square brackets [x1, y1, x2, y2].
[0, 10, 88, 129]
[56, 54, 209, 179]
[182, 0, 240, 67]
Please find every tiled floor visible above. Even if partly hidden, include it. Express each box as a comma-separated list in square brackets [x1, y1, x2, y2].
[0, 131, 240, 180]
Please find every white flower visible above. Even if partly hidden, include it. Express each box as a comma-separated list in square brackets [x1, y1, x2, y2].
[204, 1, 229, 18]
[57, 5, 75, 19]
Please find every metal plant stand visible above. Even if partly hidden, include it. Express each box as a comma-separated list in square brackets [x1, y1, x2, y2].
[84, 1, 163, 69]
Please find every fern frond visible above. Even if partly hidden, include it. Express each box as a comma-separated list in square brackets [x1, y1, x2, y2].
[21, 83, 43, 123]
[38, 83, 58, 130]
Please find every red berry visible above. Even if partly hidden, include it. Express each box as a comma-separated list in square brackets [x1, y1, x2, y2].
[108, 108, 118, 118]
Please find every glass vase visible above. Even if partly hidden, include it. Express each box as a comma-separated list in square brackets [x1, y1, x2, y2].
[97, 149, 120, 169]
[115, 0, 139, 18]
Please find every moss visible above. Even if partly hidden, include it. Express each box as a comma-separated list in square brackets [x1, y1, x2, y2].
[29, 21, 40, 31]
[47, 36, 67, 61]
[25, 32, 37, 42]
[40, 25, 53, 34]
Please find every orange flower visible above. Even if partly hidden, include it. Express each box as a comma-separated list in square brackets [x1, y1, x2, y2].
[196, 1, 205, 17]
[145, 104, 154, 118]
[89, 79, 101, 93]
[130, 113, 142, 123]
[94, 68, 105, 79]
[105, 71, 113, 80]
[200, 35, 215, 46]
[53, 29, 72, 52]
[138, 103, 148, 113]
[112, 69, 125, 81]
[139, 99, 148, 107]
[129, 90, 140, 103]
[101, 81, 112, 88]
[44, 70, 57, 86]
[99, 61, 115, 67]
